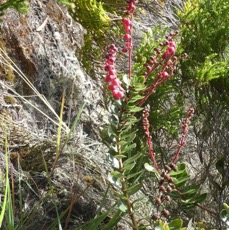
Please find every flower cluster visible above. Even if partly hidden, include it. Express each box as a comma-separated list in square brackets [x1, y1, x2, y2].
[122, 18, 133, 53]
[171, 108, 194, 163]
[162, 41, 176, 60]
[121, 0, 137, 53]
[126, 0, 137, 15]
[142, 105, 159, 171]
[143, 35, 179, 80]
[104, 44, 124, 100]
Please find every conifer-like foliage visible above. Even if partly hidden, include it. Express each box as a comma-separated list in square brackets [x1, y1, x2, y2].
[178, 1, 229, 228]
[0, 0, 29, 15]
[178, 0, 229, 86]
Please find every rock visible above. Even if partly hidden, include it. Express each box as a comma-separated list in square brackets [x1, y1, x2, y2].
[0, 1, 111, 228]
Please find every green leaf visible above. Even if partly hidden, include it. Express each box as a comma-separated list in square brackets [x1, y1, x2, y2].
[144, 163, 158, 173]
[181, 185, 200, 196]
[123, 74, 130, 87]
[101, 210, 123, 230]
[118, 141, 128, 146]
[124, 162, 136, 172]
[113, 155, 127, 159]
[122, 143, 137, 153]
[128, 106, 144, 113]
[85, 203, 117, 230]
[173, 175, 190, 187]
[220, 209, 228, 222]
[110, 171, 122, 178]
[168, 218, 183, 229]
[127, 183, 142, 195]
[126, 170, 144, 180]
[193, 193, 207, 203]
[223, 203, 229, 214]
[123, 153, 141, 165]
[128, 94, 144, 103]
[118, 203, 128, 213]
[170, 169, 187, 177]
[169, 191, 181, 200]
[121, 132, 137, 143]
[177, 163, 186, 171]
[182, 193, 207, 205]
[155, 221, 170, 230]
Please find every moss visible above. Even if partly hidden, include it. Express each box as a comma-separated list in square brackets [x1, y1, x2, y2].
[4, 95, 17, 104]
[0, 41, 15, 83]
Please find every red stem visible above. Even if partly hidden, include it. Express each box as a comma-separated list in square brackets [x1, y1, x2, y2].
[172, 108, 194, 163]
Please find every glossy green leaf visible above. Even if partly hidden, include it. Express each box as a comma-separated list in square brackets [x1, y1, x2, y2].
[144, 163, 158, 173]
[85, 203, 117, 230]
[126, 170, 144, 180]
[124, 162, 136, 172]
[181, 185, 200, 196]
[121, 132, 137, 143]
[123, 153, 141, 165]
[123, 74, 130, 87]
[102, 210, 123, 230]
[223, 203, 229, 214]
[193, 193, 207, 203]
[113, 155, 127, 159]
[170, 169, 187, 177]
[110, 171, 122, 179]
[169, 191, 181, 200]
[127, 183, 142, 195]
[128, 106, 144, 113]
[182, 193, 207, 205]
[155, 221, 170, 230]
[128, 94, 144, 103]
[122, 143, 137, 153]
[177, 163, 186, 171]
[168, 218, 183, 229]
[220, 209, 228, 222]
[133, 85, 146, 91]
[173, 175, 190, 187]
[118, 141, 128, 146]
[118, 203, 128, 212]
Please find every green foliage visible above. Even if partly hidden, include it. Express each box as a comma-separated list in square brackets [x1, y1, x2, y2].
[66, 0, 111, 75]
[178, 0, 229, 88]
[220, 203, 229, 227]
[0, 0, 29, 15]
[170, 163, 207, 209]
[69, 0, 110, 33]
[155, 219, 185, 230]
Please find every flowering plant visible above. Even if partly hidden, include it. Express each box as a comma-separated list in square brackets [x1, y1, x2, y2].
[100, 0, 207, 229]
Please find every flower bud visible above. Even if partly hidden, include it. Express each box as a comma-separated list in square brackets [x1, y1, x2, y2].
[161, 209, 170, 217]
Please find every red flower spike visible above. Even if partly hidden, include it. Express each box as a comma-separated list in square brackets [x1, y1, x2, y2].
[161, 71, 169, 78]
[108, 84, 117, 91]
[104, 65, 112, 72]
[168, 41, 176, 48]
[111, 78, 121, 86]
[125, 42, 132, 49]
[122, 48, 128, 53]
[112, 90, 124, 100]
[124, 34, 131, 41]
[168, 46, 176, 55]
[109, 69, 116, 76]
[105, 75, 115, 83]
